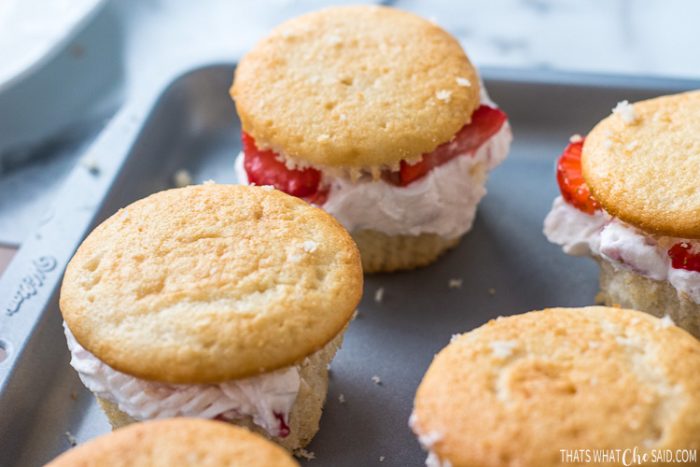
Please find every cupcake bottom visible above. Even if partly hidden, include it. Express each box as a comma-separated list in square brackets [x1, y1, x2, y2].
[95, 332, 344, 451]
[597, 259, 700, 338]
[352, 229, 461, 273]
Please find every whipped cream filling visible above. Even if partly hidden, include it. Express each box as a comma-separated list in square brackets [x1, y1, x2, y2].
[235, 89, 511, 239]
[320, 122, 510, 238]
[544, 196, 700, 303]
[64, 324, 299, 437]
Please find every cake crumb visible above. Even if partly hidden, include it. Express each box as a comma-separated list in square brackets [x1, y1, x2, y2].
[616, 335, 636, 347]
[173, 169, 192, 188]
[261, 185, 275, 191]
[642, 438, 656, 448]
[569, 134, 583, 143]
[488, 288, 496, 296]
[408, 412, 418, 429]
[658, 314, 675, 329]
[436, 90, 452, 102]
[418, 431, 443, 449]
[456, 77, 471, 87]
[294, 448, 316, 461]
[450, 333, 461, 343]
[302, 240, 318, 253]
[612, 100, 637, 124]
[490, 340, 517, 359]
[448, 278, 463, 289]
[338, 393, 346, 404]
[625, 140, 639, 152]
[65, 431, 78, 447]
[327, 34, 341, 46]
[374, 287, 385, 303]
[80, 157, 100, 175]
[379, 456, 385, 462]
[202, 179, 216, 185]
[371, 375, 382, 385]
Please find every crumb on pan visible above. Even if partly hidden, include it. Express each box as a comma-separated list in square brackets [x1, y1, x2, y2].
[173, 169, 192, 188]
[371, 375, 382, 385]
[338, 393, 346, 404]
[294, 448, 316, 461]
[65, 431, 78, 447]
[374, 287, 385, 303]
[80, 157, 100, 175]
[448, 278, 463, 289]
[569, 134, 583, 143]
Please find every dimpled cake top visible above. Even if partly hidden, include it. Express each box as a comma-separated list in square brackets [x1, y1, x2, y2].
[412, 307, 700, 467]
[60, 185, 362, 384]
[583, 90, 700, 238]
[231, 5, 481, 170]
[46, 418, 299, 467]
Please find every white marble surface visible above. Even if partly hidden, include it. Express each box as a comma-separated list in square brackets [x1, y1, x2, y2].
[113, 0, 700, 83]
[403, 0, 700, 78]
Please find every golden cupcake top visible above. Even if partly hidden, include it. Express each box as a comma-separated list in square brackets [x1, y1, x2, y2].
[583, 90, 700, 238]
[231, 5, 481, 170]
[45, 418, 299, 467]
[60, 185, 362, 384]
[412, 307, 700, 466]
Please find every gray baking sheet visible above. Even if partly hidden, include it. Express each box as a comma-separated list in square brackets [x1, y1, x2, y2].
[0, 65, 698, 467]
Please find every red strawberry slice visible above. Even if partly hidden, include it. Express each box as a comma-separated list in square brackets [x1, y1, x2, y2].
[668, 242, 700, 272]
[397, 105, 508, 186]
[556, 139, 600, 214]
[242, 133, 322, 199]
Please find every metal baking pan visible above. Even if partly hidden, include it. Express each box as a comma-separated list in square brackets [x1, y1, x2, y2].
[1, 65, 698, 467]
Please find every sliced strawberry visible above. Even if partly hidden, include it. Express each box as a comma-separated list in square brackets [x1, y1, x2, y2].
[242, 133, 322, 199]
[556, 139, 600, 214]
[273, 412, 291, 438]
[668, 242, 700, 272]
[397, 105, 508, 186]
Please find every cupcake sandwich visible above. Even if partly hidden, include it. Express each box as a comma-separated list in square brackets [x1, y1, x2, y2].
[544, 91, 700, 337]
[231, 6, 511, 273]
[46, 418, 299, 466]
[411, 306, 700, 466]
[59, 184, 363, 450]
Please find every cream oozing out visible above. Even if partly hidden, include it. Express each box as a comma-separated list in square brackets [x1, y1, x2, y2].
[236, 86, 511, 239]
[64, 324, 299, 437]
[544, 196, 700, 303]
